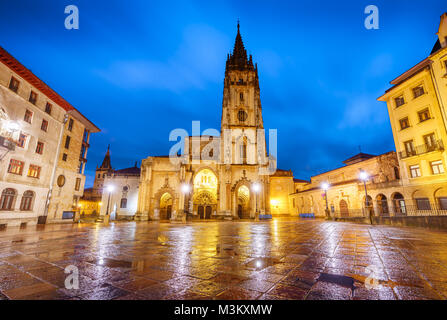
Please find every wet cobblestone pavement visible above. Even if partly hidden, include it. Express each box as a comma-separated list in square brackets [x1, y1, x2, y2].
[1, 219, 447, 300]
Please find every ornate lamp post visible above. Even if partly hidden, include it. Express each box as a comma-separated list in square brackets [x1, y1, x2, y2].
[252, 182, 261, 221]
[322, 182, 330, 219]
[181, 183, 191, 223]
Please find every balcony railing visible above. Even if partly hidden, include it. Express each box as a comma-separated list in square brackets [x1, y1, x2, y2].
[399, 140, 444, 159]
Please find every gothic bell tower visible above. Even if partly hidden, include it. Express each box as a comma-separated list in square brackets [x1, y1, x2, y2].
[221, 22, 266, 165]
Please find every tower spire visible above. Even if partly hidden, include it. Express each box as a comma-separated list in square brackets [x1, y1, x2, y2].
[100, 145, 112, 169]
[226, 20, 254, 71]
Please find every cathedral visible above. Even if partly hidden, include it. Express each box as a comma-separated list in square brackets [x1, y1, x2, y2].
[132, 23, 293, 221]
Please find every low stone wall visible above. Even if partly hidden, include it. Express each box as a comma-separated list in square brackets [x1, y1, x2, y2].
[334, 215, 447, 231]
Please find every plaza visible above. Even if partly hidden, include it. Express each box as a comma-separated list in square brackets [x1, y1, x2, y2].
[0, 218, 446, 300]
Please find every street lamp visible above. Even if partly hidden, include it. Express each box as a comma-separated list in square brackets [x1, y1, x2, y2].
[106, 185, 114, 216]
[252, 183, 261, 221]
[359, 170, 370, 215]
[321, 182, 330, 219]
[181, 183, 191, 221]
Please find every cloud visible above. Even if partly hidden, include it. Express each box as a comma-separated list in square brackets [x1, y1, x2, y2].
[95, 25, 230, 92]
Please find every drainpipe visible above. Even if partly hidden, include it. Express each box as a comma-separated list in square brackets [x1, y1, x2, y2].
[39, 113, 68, 224]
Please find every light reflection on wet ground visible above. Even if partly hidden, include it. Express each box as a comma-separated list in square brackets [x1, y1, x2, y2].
[0, 218, 447, 300]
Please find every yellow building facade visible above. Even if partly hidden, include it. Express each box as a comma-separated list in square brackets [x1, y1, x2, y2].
[378, 13, 447, 212]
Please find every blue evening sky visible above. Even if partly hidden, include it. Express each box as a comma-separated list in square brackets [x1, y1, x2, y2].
[0, 0, 445, 186]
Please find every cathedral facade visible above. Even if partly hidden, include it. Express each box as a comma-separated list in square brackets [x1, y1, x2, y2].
[134, 24, 288, 221]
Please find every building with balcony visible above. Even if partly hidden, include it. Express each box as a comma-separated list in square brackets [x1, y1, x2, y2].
[378, 13, 447, 213]
[0, 45, 100, 228]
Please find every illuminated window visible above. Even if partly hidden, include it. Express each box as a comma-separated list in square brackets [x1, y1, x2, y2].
[9, 77, 20, 93]
[29, 91, 38, 105]
[45, 102, 52, 115]
[395, 96, 405, 108]
[412, 85, 425, 98]
[431, 160, 445, 175]
[8, 159, 24, 175]
[17, 133, 27, 148]
[24, 109, 33, 123]
[409, 165, 421, 178]
[27, 165, 41, 178]
[41, 119, 48, 132]
[399, 117, 410, 130]
[20, 191, 34, 211]
[36, 142, 44, 155]
[418, 108, 431, 122]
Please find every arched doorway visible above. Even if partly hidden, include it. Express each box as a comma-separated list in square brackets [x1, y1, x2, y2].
[193, 169, 218, 219]
[237, 185, 250, 219]
[392, 193, 406, 216]
[160, 193, 173, 220]
[376, 194, 389, 216]
[339, 200, 349, 217]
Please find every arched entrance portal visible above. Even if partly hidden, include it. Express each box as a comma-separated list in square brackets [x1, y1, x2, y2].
[193, 169, 218, 220]
[160, 193, 173, 220]
[237, 185, 250, 219]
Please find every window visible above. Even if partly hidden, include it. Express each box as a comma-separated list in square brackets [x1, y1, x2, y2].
[404, 140, 415, 156]
[120, 198, 127, 209]
[24, 109, 33, 123]
[29, 91, 37, 105]
[62, 153, 68, 161]
[394, 167, 400, 180]
[431, 160, 445, 175]
[238, 110, 248, 122]
[418, 108, 431, 122]
[416, 198, 431, 210]
[27, 165, 41, 178]
[57, 175, 66, 187]
[45, 102, 52, 115]
[395, 96, 405, 107]
[17, 133, 27, 148]
[9, 77, 20, 93]
[240, 138, 247, 164]
[20, 191, 34, 211]
[68, 118, 74, 132]
[8, 159, 24, 175]
[413, 85, 425, 98]
[75, 178, 81, 191]
[97, 173, 101, 178]
[240, 92, 244, 101]
[439, 198, 447, 210]
[0, 188, 17, 210]
[83, 129, 89, 143]
[399, 117, 410, 130]
[64, 136, 71, 149]
[36, 142, 44, 155]
[41, 119, 48, 132]
[444, 60, 447, 71]
[409, 165, 421, 178]
[424, 133, 436, 151]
